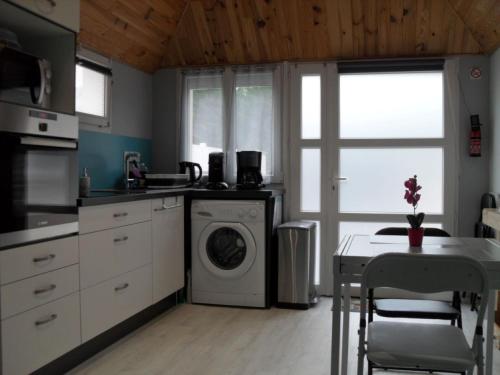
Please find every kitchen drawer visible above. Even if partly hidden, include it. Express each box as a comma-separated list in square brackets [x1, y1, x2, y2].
[2, 292, 81, 375]
[79, 200, 151, 234]
[1, 264, 79, 319]
[81, 264, 152, 342]
[0, 236, 78, 285]
[79, 221, 152, 289]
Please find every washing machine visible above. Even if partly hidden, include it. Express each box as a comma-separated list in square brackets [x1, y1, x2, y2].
[191, 200, 267, 307]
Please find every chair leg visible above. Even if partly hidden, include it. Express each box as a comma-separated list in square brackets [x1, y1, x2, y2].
[368, 289, 374, 323]
[453, 291, 463, 329]
[367, 361, 373, 375]
[470, 293, 477, 311]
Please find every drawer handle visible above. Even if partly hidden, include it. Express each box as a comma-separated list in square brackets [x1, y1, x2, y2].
[33, 254, 56, 263]
[113, 236, 129, 243]
[35, 313, 58, 326]
[154, 205, 167, 212]
[33, 284, 56, 295]
[113, 212, 128, 218]
[114, 283, 129, 292]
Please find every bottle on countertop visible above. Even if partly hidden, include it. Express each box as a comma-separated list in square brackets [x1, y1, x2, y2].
[79, 167, 91, 197]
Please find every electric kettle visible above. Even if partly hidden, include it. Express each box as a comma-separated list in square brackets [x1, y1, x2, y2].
[179, 161, 202, 184]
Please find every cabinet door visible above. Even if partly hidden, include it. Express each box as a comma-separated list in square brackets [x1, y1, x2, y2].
[79, 221, 152, 289]
[9, 0, 80, 32]
[2, 292, 80, 375]
[80, 265, 152, 342]
[152, 198, 185, 303]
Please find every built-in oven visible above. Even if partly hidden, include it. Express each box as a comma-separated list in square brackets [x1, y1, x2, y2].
[0, 45, 51, 109]
[0, 102, 78, 248]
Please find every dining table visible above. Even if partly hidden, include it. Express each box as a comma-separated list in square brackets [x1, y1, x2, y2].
[331, 234, 500, 375]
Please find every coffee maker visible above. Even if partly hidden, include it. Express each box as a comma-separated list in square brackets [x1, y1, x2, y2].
[236, 151, 264, 189]
[206, 152, 228, 190]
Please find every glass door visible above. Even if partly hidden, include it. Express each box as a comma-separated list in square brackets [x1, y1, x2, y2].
[289, 63, 456, 295]
[336, 70, 453, 242]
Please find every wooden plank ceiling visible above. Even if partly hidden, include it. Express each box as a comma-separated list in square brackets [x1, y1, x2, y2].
[80, 0, 500, 73]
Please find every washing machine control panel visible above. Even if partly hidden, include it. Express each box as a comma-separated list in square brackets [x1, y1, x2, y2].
[192, 200, 265, 222]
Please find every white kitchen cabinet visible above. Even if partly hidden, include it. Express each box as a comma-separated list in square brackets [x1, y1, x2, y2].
[152, 196, 185, 303]
[79, 200, 152, 234]
[79, 221, 152, 289]
[2, 292, 80, 375]
[9, 0, 80, 32]
[1, 264, 79, 319]
[0, 235, 78, 285]
[80, 264, 152, 342]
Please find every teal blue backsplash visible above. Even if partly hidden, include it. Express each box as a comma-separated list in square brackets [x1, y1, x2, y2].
[78, 130, 152, 189]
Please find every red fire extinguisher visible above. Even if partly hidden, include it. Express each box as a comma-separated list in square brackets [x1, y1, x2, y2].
[469, 115, 482, 157]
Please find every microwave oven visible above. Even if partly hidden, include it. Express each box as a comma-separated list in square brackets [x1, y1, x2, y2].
[0, 45, 51, 109]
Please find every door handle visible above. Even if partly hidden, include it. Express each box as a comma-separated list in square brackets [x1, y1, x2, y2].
[154, 204, 168, 212]
[113, 236, 129, 243]
[114, 283, 129, 292]
[33, 284, 56, 295]
[33, 254, 56, 263]
[113, 212, 128, 218]
[332, 177, 348, 191]
[35, 313, 58, 326]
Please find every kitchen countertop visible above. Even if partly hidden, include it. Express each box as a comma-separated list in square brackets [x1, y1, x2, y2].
[77, 185, 285, 207]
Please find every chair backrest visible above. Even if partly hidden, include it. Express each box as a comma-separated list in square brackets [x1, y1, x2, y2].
[363, 253, 488, 294]
[357, 253, 490, 371]
[375, 227, 450, 237]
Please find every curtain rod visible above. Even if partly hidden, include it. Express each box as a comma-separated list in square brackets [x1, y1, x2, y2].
[182, 63, 276, 75]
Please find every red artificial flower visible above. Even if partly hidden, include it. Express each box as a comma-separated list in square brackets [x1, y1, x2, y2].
[404, 175, 425, 229]
[403, 175, 422, 208]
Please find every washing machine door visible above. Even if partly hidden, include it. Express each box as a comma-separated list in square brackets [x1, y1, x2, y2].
[198, 222, 257, 279]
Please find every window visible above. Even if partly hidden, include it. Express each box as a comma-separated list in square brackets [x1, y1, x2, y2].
[183, 74, 224, 173]
[182, 69, 279, 181]
[339, 148, 444, 214]
[339, 72, 444, 139]
[234, 72, 274, 176]
[337, 67, 449, 233]
[301, 75, 321, 139]
[75, 59, 111, 128]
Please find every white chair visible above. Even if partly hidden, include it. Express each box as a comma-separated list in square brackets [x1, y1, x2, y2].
[357, 253, 489, 375]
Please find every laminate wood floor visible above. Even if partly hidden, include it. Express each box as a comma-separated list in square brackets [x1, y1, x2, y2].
[70, 299, 499, 375]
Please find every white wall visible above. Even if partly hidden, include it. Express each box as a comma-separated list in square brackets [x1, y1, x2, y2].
[457, 56, 491, 236]
[489, 48, 500, 193]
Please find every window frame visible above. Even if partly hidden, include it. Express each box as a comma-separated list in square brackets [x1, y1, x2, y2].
[75, 56, 112, 130]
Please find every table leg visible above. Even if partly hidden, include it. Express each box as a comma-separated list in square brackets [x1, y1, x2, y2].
[485, 289, 495, 375]
[331, 256, 342, 375]
[341, 283, 351, 375]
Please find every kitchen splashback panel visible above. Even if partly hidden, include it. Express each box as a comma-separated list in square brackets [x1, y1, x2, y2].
[78, 130, 152, 189]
